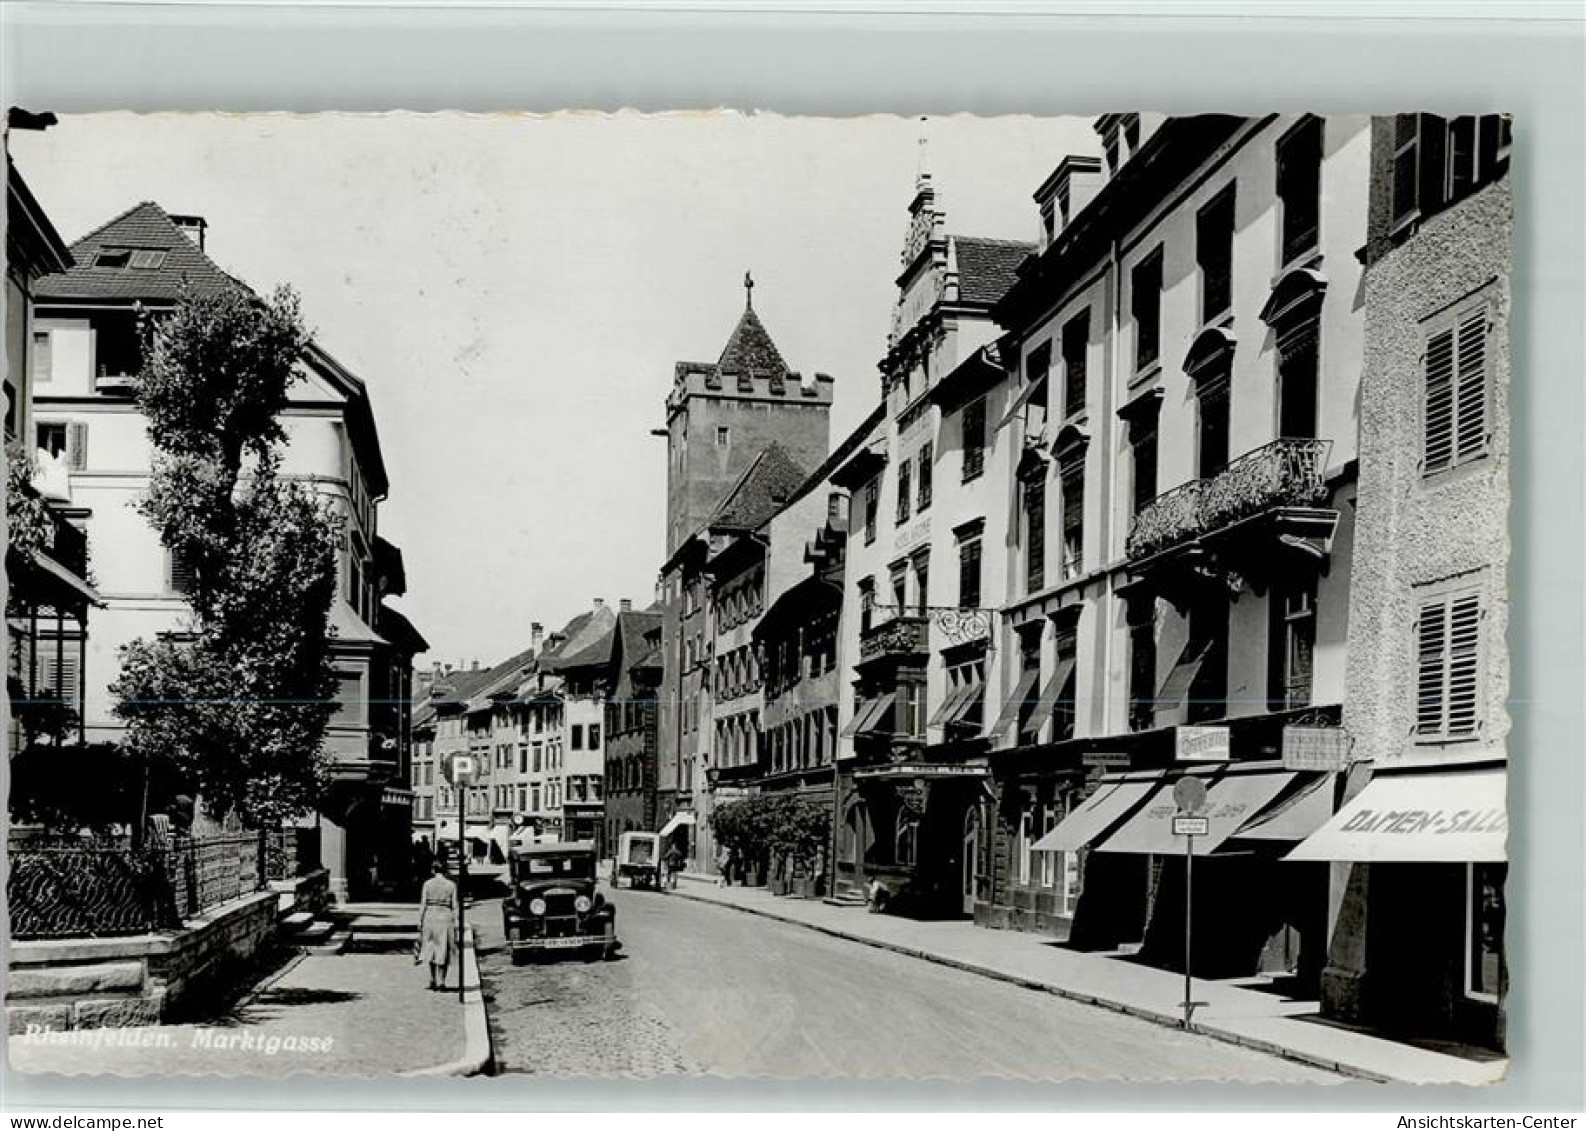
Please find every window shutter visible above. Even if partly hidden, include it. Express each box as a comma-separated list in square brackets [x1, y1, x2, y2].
[1445, 594, 1482, 736]
[1415, 599, 1449, 736]
[1423, 327, 1457, 473]
[66, 422, 88, 471]
[1454, 308, 1490, 461]
[1391, 114, 1422, 225]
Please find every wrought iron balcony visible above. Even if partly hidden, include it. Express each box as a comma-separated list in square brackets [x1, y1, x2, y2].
[859, 613, 929, 663]
[1125, 439, 1334, 563]
[1125, 479, 1207, 561]
[1200, 438, 1333, 533]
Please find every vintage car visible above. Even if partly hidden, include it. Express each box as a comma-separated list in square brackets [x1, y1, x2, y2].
[502, 841, 617, 963]
[610, 830, 663, 889]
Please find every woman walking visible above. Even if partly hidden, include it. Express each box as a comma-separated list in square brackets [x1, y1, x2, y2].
[416, 859, 458, 991]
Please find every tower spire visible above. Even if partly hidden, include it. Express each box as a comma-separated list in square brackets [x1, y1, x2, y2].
[744, 269, 755, 310]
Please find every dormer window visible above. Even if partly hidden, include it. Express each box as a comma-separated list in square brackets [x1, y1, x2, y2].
[93, 247, 167, 270]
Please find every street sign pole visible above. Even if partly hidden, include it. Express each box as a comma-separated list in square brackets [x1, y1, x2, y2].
[1169, 776, 1208, 1031]
[458, 780, 466, 1003]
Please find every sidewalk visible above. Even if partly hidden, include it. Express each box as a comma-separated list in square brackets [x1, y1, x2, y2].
[669, 873, 1506, 1086]
[7, 904, 490, 1078]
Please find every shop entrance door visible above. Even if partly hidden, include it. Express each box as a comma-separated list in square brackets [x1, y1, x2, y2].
[962, 807, 979, 916]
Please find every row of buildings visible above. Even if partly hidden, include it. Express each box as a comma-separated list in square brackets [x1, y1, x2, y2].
[5, 114, 428, 901]
[609, 112, 1510, 1052]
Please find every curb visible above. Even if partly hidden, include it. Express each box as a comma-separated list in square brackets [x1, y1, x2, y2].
[403, 926, 494, 1078]
[666, 884, 1396, 1085]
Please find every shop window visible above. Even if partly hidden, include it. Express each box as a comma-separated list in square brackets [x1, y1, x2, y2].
[1466, 863, 1506, 1003]
[1270, 580, 1317, 712]
[1422, 297, 1493, 476]
[1415, 582, 1485, 743]
[1037, 803, 1059, 888]
[1197, 186, 1236, 324]
[1016, 807, 1033, 886]
[1132, 250, 1163, 372]
[1277, 115, 1323, 265]
[961, 398, 986, 481]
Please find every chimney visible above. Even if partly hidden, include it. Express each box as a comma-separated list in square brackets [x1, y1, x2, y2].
[169, 213, 208, 251]
[471, 659, 480, 672]
[619, 598, 633, 613]
[531, 622, 544, 650]
[593, 598, 605, 610]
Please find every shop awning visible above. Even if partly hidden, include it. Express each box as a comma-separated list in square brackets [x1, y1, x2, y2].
[435, 818, 459, 840]
[989, 668, 1039, 736]
[489, 825, 512, 862]
[1032, 777, 1160, 854]
[659, 811, 697, 837]
[1096, 767, 1296, 857]
[840, 692, 895, 738]
[30, 550, 105, 608]
[1285, 767, 1507, 863]
[509, 826, 540, 847]
[1023, 658, 1077, 736]
[852, 762, 989, 782]
[465, 823, 493, 846]
[1229, 774, 1336, 843]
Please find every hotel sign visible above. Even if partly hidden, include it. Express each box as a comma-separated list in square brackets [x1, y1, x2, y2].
[1175, 726, 1230, 763]
[1283, 726, 1353, 772]
[1082, 751, 1132, 769]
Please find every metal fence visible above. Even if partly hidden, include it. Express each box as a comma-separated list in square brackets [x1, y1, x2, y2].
[263, 826, 323, 881]
[7, 832, 270, 940]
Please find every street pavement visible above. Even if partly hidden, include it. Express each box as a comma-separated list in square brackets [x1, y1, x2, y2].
[8, 907, 471, 1078]
[473, 885, 1340, 1082]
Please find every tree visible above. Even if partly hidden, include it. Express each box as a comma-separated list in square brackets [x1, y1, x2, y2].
[111, 285, 342, 830]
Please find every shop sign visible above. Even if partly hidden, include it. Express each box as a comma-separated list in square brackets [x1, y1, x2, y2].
[1175, 725, 1230, 763]
[1082, 751, 1132, 769]
[1339, 807, 1506, 837]
[1283, 726, 1353, 772]
[1171, 815, 1209, 837]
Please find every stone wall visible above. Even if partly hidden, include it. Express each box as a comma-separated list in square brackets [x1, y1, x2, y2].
[6, 890, 279, 1034]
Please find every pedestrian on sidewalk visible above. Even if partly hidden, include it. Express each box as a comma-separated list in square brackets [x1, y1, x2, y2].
[665, 843, 684, 890]
[416, 859, 459, 991]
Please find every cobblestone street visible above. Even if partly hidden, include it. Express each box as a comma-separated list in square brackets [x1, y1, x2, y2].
[474, 884, 1341, 1082]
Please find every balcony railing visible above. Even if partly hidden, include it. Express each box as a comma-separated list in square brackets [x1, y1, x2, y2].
[1126, 438, 1334, 562]
[1201, 438, 1333, 532]
[859, 614, 928, 663]
[1126, 479, 1207, 561]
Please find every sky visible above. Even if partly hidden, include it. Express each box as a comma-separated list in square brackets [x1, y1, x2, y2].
[11, 111, 1096, 668]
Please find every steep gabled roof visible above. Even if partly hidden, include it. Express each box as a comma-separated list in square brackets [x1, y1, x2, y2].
[34, 201, 243, 303]
[716, 305, 790, 377]
[614, 609, 662, 673]
[540, 604, 619, 673]
[427, 667, 498, 711]
[463, 645, 542, 712]
[952, 235, 1036, 307]
[710, 442, 808, 532]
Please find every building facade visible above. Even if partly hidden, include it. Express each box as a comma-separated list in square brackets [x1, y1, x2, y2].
[830, 168, 1030, 913]
[1292, 113, 1512, 1051]
[5, 153, 98, 763]
[28, 201, 426, 899]
[982, 114, 1369, 986]
[602, 607, 663, 854]
[655, 285, 833, 871]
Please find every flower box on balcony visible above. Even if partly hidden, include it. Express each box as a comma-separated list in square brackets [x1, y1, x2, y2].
[1125, 480, 1207, 561]
[1200, 438, 1333, 533]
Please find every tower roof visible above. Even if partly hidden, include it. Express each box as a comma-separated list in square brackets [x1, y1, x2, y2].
[716, 305, 790, 378]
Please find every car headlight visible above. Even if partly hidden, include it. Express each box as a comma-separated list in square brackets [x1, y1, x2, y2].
[528, 898, 547, 916]
[574, 895, 592, 914]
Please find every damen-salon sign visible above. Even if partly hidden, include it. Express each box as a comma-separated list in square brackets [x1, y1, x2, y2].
[1339, 807, 1507, 837]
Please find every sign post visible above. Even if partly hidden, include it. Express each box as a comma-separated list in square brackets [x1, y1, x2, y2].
[1170, 776, 1209, 1029]
[443, 751, 478, 1003]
